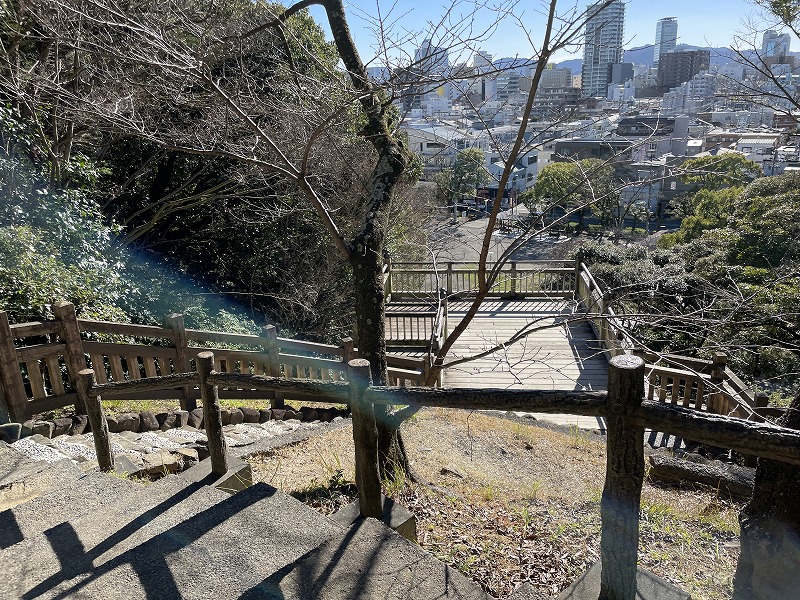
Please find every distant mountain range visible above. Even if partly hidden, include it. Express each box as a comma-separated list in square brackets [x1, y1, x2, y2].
[556, 44, 756, 74]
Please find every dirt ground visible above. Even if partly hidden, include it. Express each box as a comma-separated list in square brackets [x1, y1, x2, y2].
[247, 408, 742, 599]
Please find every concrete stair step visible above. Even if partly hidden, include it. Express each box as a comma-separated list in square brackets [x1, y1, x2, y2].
[253, 517, 492, 599]
[0, 473, 221, 597]
[0, 466, 140, 551]
[1, 481, 343, 599]
[0, 442, 87, 513]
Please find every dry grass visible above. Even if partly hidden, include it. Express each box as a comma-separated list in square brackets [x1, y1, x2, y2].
[247, 407, 742, 599]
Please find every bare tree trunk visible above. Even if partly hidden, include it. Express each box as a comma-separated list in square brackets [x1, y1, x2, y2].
[732, 391, 800, 600]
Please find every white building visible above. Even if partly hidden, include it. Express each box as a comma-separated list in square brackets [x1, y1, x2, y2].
[608, 80, 635, 102]
[581, 0, 625, 97]
[539, 66, 573, 89]
[736, 136, 780, 166]
[401, 121, 489, 176]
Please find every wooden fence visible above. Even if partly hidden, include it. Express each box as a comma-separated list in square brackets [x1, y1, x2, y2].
[0, 302, 428, 423]
[75, 351, 800, 600]
[386, 260, 576, 301]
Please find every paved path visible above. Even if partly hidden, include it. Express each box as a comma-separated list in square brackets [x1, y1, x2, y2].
[442, 299, 609, 431]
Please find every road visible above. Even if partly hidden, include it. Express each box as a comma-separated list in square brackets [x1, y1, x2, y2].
[430, 205, 580, 264]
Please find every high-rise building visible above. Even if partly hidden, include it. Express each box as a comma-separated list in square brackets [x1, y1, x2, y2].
[762, 30, 791, 58]
[654, 17, 678, 67]
[402, 39, 451, 110]
[473, 50, 493, 70]
[657, 49, 710, 90]
[413, 39, 449, 75]
[581, 0, 625, 97]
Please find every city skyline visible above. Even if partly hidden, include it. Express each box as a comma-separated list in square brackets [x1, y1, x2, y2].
[293, 0, 800, 65]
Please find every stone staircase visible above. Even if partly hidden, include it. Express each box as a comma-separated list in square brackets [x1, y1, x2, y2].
[0, 438, 515, 599]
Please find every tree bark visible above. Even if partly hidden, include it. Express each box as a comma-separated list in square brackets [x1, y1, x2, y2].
[733, 391, 800, 600]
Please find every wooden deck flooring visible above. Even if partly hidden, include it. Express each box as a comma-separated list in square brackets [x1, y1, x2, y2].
[442, 300, 609, 392]
[386, 299, 610, 430]
[440, 300, 609, 431]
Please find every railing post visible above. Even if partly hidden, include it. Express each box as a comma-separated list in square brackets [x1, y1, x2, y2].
[509, 261, 517, 298]
[53, 302, 88, 414]
[196, 351, 228, 476]
[709, 352, 728, 414]
[0, 311, 28, 423]
[446, 262, 453, 296]
[263, 324, 284, 409]
[165, 313, 195, 411]
[341, 337, 356, 404]
[573, 249, 584, 297]
[384, 258, 392, 302]
[348, 358, 382, 519]
[76, 369, 114, 472]
[600, 354, 646, 600]
[341, 337, 356, 363]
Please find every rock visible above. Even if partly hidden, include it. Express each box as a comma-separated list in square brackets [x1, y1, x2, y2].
[299, 407, 319, 422]
[188, 408, 204, 429]
[175, 447, 199, 466]
[316, 408, 333, 422]
[117, 413, 140, 433]
[440, 466, 465, 479]
[223, 432, 255, 447]
[259, 409, 272, 422]
[158, 412, 177, 431]
[271, 409, 287, 421]
[283, 409, 300, 421]
[111, 455, 142, 479]
[105, 415, 120, 433]
[174, 410, 189, 428]
[139, 411, 160, 432]
[21, 420, 35, 438]
[219, 408, 231, 426]
[240, 407, 260, 423]
[0, 422, 22, 443]
[71, 414, 88, 435]
[647, 454, 754, 499]
[185, 442, 210, 461]
[141, 450, 182, 477]
[32, 421, 54, 438]
[229, 408, 244, 425]
[52, 417, 73, 437]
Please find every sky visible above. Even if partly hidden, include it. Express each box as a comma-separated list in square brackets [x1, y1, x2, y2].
[291, 0, 797, 65]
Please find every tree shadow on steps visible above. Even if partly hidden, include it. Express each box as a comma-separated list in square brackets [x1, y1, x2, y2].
[23, 482, 277, 600]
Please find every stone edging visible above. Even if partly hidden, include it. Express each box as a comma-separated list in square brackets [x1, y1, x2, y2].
[3, 405, 350, 442]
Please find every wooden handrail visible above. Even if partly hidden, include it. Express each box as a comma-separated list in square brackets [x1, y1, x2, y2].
[573, 261, 769, 422]
[81, 363, 800, 467]
[9, 320, 60, 338]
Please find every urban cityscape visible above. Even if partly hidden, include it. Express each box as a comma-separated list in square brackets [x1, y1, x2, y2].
[380, 0, 798, 219]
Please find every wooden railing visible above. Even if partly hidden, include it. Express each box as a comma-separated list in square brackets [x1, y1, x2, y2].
[0, 303, 427, 422]
[75, 352, 800, 600]
[384, 258, 778, 425]
[387, 260, 576, 301]
[573, 261, 781, 423]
